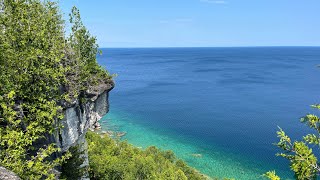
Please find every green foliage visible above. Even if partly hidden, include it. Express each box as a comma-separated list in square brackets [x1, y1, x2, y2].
[86, 132, 207, 180]
[265, 105, 320, 180]
[0, 0, 67, 179]
[0, 0, 111, 179]
[263, 171, 280, 180]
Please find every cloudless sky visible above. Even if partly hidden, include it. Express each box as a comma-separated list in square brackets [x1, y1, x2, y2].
[59, 0, 320, 47]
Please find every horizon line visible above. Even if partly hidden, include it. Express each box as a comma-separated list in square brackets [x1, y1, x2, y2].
[100, 45, 320, 49]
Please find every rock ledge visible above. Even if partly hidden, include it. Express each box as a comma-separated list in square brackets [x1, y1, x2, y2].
[0, 167, 20, 180]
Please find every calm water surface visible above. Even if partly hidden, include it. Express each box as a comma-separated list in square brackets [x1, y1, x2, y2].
[97, 47, 320, 179]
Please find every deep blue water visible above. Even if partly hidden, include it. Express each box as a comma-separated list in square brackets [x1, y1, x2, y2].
[97, 47, 320, 179]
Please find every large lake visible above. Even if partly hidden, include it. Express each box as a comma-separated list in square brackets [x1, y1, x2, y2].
[97, 47, 320, 179]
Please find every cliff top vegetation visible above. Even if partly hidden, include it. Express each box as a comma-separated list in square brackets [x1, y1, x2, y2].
[0, 0, 112, 179]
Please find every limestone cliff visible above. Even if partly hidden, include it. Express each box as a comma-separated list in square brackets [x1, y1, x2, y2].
[56, 82, 114, 179]
[58, 82, 113, 151]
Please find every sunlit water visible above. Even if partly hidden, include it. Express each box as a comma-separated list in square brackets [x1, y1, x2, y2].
[97, 47, 320, 179]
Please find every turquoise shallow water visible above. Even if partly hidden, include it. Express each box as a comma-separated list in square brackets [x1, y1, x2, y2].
[101, 109, 292, 180]
[97, 47, 320, 179]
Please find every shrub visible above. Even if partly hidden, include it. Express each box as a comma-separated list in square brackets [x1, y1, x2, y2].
[86, 132, 207, 180]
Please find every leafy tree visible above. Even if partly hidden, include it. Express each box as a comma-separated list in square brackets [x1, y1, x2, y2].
[0, 0, 68, 179]
[264, 105, 320, 180]
[0, 0, 111, 179]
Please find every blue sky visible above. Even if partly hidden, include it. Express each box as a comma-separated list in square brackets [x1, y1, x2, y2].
[59, 0, 320, 47]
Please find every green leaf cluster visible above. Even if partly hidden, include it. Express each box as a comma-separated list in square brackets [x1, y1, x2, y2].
[86, 132, 207, 180]
[264, 105, 320, 180]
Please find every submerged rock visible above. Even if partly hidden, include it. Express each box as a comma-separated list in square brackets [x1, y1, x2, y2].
[191, 154, 203, 158]
[116, 132, 127, 138]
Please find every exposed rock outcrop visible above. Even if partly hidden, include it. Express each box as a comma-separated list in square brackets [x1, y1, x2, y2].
[56, 81, 114, 179]
[0, 167, 20, 180]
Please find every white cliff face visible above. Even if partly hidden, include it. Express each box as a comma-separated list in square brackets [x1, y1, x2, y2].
[54, 82, 113, 179]
[61, 107, 80, 150]
[59, 88, 112, 152]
